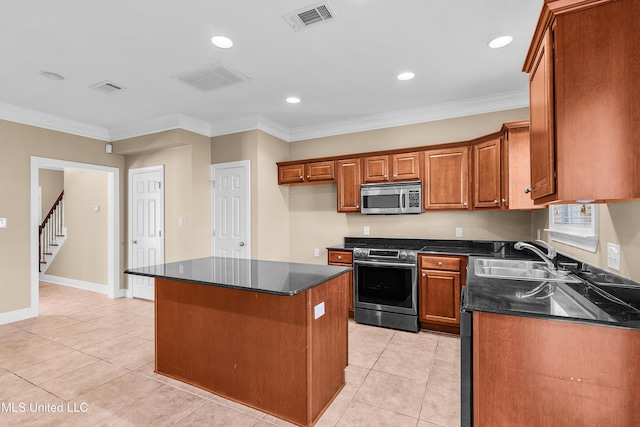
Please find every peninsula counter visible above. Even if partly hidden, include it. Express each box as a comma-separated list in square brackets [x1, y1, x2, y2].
[125, 257, 351, 427]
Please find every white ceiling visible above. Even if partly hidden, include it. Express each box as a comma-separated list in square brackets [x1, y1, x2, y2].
[0, 0, 542, 142]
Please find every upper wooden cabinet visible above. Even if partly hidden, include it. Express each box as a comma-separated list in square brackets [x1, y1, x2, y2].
[337, 159, 361, 212]
[362, 152, 420, 183]
[472, 137, 503, 209]
[423, 147, 469, 210]
[278, 161, 335, 185]
[362, 155, 389, 183]
[504, 121, 542, 210]
[305, 161, 335, 183]
[527, 27, 556, 201]
[278, 163, 305, 185]
[523, 0, 640, 203]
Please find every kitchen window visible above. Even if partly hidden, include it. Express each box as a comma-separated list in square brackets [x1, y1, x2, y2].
[547, 204, 598, 252]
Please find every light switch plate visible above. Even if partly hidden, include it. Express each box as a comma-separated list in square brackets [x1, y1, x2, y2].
[363, 226, 370, 236]
[607, 243, 621, 271]
[0, 218, 6, 228]
[455, 227, 462, 237]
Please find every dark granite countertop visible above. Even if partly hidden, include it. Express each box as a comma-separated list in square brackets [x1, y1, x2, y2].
[328, 237, 527, 257]
[464, 255, 640, 330]
[125, 257, 351, 296]
[328, 237, 640, 330]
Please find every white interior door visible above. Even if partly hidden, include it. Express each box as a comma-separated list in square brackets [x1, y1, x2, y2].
[129, 166, 164, 300]
[211, 161, 250, 260]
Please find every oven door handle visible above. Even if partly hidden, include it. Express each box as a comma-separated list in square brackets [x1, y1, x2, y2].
[354, 260, 414, 268]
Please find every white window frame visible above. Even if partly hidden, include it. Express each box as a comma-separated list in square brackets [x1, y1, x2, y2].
[546, 204, 598, 252]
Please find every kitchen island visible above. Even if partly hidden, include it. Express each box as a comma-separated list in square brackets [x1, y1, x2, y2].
[125, 257, 351, 427]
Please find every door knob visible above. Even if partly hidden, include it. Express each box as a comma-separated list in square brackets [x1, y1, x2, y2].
[132, 240, 138, 244]
[239, 242, 245, 246]
[524, 188, 532, 194]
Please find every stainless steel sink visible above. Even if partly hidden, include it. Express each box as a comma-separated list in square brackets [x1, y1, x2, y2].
[474, 258, 582, 283]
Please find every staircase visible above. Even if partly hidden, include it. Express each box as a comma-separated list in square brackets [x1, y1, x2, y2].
[39, 191, 65, 273]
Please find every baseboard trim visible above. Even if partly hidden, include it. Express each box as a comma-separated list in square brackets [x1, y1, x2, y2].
[40, 275, 109, 295]
[0, 306, 38, 325]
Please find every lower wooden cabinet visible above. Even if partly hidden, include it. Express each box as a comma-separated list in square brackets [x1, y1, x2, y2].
[473, 312, 640, 426]
[328, 249, 354, 313]
[419, 255, 467, 333]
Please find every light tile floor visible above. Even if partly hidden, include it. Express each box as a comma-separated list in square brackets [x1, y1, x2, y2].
[0, 282, 460, 426]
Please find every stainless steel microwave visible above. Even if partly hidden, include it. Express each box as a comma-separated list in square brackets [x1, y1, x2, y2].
[360, 181, 422, 215]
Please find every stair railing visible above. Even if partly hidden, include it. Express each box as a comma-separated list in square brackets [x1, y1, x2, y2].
[39, 191, 64, 272]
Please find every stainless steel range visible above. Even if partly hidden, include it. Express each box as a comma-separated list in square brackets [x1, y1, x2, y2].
[353, 242, 422, 332]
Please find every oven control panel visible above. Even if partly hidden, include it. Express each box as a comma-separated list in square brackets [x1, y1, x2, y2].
[353, 248, 417, 263]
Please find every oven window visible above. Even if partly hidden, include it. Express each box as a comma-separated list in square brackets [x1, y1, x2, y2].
[363, 194, 400, 209]
[356, 264, 413, 308]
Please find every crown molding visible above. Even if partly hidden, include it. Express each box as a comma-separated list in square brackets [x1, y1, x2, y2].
[210, 114, 291, 142]
[0, 101, 110, 141]
[286, 90, 529, 142]
[0, 90, 528, 144]
[109, 113, 211, 141]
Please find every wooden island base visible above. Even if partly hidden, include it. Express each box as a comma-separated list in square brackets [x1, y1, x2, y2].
[154, 272, 349, 427]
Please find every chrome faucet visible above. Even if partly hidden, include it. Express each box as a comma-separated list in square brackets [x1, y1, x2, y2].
[514, 240, 556, 270]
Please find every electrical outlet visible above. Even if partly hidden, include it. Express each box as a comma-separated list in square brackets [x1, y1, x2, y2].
[0, 218, 6, 228]
[536, 229, 541, 240]
[314, 248, 320, 257]
[455, 227, 462, 237]
[364, 226, 370, 236]
[607, 243, 621, 271]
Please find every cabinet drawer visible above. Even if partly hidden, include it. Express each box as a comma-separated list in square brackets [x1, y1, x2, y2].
[328, 250, 353, 264]
[420, 255, 461, 271]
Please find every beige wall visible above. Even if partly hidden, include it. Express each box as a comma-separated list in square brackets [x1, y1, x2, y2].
[288, 108, 533, 264]
[46, 169, 108, 285]
[211, 130, 290, 261]
[0, 119, 125, 314]
[116, 129, 212, 264]
[39, 169, 64, 222]
[533, 200, 640, 282]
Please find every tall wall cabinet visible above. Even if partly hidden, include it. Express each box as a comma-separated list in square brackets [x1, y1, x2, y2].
[523, 0, 640, 203]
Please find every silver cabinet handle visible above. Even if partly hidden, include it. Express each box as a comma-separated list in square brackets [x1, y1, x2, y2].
[502, 198, 507, 203]
[132, 240, 138, 244]
[239, 242, 245, 246]
[438, 261, 443, 266]
[337, 255, 342, 260]
[463, 202, 468, 206]
[422, 273, 426, 277]
[493, 200, 499, 204]
[524, 188, 532, 194]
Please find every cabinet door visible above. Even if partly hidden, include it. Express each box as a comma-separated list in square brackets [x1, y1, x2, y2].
[529, 28, 556, 200]
[305, 161, 335, 183]
[391, 152, 420, 181]
[337, 159, 361, 212]
[362, 155, 389, 183]
[473, 138, 503, 209]
[278, 164, 305, 185]
[423, 147, 469, 209]
[328, 250, 354, 312]
[419, 269, 461, 325]
[505, 124, 542, 210]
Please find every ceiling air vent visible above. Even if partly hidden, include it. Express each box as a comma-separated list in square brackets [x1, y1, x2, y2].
[90, 81, 126, 94]
[171, 61, 250, 92]
[283, 2, 336, 32]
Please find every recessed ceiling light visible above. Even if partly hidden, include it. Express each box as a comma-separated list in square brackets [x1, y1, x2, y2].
[488, 35, 513, 49]
[286, 97, 301, 104]
[211, 36, 234, 49]
[397, 72, 415, 81]
[39, 70, 64, 80]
